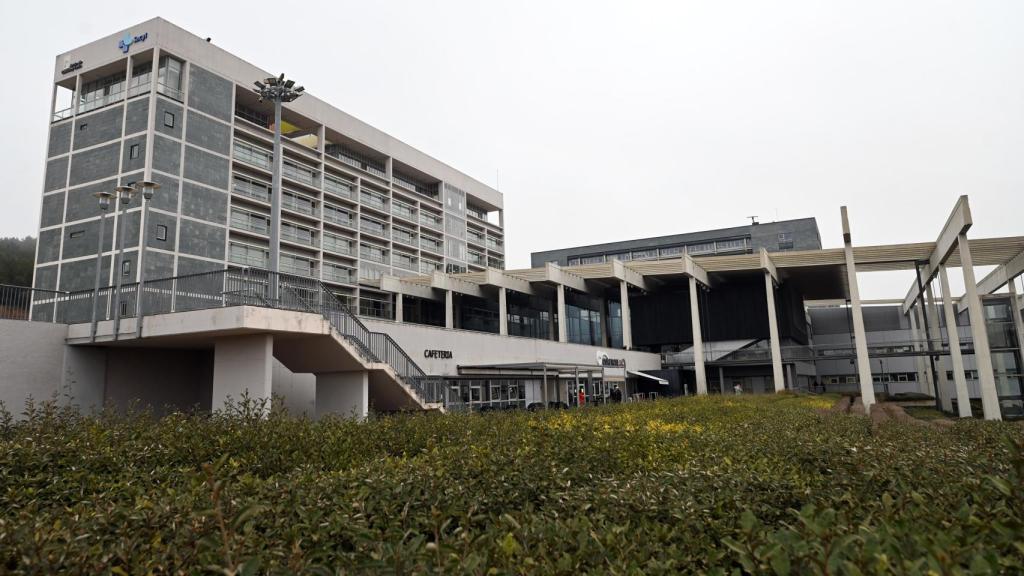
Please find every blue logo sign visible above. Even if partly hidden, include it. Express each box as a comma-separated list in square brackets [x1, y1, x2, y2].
[118, 32, 148, 53]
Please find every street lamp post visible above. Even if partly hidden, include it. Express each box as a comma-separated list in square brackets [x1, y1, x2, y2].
[254, 74, 304, 302]
[135, 180, 161, 332]
[111, 185, 137, 341]
[89, 190, 114, 342]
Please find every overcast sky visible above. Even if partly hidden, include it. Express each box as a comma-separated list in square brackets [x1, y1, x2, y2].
[2, 1, 1021, 299]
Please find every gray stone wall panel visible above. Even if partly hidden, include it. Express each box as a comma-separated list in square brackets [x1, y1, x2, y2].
[178, 219, 225, 260]
[48, 122, 72, 157]
[73, 106, 124, 150]
[183, 146, 229, 190]
[187, 66, 233, 122]
[180, 181, 228, 223]
[68, 142, 120, 187]
[44, 157, 68, 192]
[185, 111, 231, 155]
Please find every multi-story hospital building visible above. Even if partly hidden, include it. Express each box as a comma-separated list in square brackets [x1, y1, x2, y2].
[3, 17, 1024, 422]
[35, 18, 505, 323]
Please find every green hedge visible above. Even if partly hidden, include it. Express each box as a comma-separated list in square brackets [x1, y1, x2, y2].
[1, 394, 1021, 574]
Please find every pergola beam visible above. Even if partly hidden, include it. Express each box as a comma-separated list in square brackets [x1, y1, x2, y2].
[543, 262, 588, 293]
[903, 196, 973, 314]
[380, 275, 437, 300]
[956, 248, 1024, 314]
[759, 248, 778, 284]
[429, 272, 485, 298]
[612, 260, 649, 291]
[483, 269, 535, 295]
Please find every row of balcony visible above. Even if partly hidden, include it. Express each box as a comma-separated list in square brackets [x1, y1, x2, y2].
[232, 146, 446, 230]
[229, 207, 445, 256]
[467, 228, 505, 251]
[54, 80, 183, 122]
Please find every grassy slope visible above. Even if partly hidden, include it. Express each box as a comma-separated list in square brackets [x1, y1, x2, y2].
[0, 394, 1022, 574]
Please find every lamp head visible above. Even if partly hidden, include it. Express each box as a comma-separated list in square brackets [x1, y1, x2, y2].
[139, 180, 161, 200]
[115, 185, 136, 204]
[93, 190, 113, 211]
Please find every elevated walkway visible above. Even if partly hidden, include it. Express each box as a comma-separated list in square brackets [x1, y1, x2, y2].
[68, 306, 442, 413]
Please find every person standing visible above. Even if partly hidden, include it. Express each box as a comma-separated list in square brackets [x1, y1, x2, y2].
[610, 384, 623, 403]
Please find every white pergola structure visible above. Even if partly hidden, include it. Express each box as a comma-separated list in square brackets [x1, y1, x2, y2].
[897, 196, 1016, 420]
[371, 196, 1024, 417]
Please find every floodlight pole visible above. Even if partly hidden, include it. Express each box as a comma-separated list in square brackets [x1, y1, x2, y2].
[254, 74, 303, 303]
[269, 95, 283, 302]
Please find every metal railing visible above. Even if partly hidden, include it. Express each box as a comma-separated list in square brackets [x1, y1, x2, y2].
[282, 160, 318, 186]
[1, 285, 68, 322]
[78, 89, 125, 114]
[324, 175, 354, 200]
[52, 107, 74, 122]
[233, 141, 273, 170]
[2, 270, 438, 404]
[156, 82, 184, 102]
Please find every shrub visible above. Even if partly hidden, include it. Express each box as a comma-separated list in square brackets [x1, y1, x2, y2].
[0, 394, 1021, 574]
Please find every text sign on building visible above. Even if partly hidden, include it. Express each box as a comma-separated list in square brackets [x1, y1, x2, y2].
[60, 60, 83, 75]
[119, 32, 148, 54]
[424, 349, 453, 360]
[597, 352, 626, 381]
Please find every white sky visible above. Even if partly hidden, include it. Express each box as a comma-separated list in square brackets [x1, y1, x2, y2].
[1, 1, 1022, 299]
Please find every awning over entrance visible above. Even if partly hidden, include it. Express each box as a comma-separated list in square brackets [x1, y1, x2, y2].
[458, 362, 603, 378]
[629, 370, 669, 385]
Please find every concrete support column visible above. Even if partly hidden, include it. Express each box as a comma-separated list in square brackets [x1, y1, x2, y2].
[619, 280, 633, 350]
[212, 334, 273, 412]
[924, 281, 951, 411]
[548, 297, 556, 341]
[939, 266, 972, 417]
[689, 276, 707, 394]
[764, 271, 785, 393]
[498, 288, 508, 336]
[394, 293, 403, 323]
[599, 297, 610, 347]
[445, 290, 454, 329]
[960, 233, 1001, 420]
[718, 365, 725, 394]
[840, 207, 877, 411]
[557, 284, 567, 343]
[786, 363, 795, 391]
[315, 371, 368, 420]
[1007, 279, 1024, 399]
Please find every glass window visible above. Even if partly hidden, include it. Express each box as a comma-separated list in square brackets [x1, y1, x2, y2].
[659, 246, 684, 258]
[687, 242, 715, 255]
[778, 232, 794, 251]
[129, 144, 140, 159]
[158, 55, 184, 97]
[155, 224, 167, 241]
[163, 111, 175, 128]
[121, 260, 131, 277]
